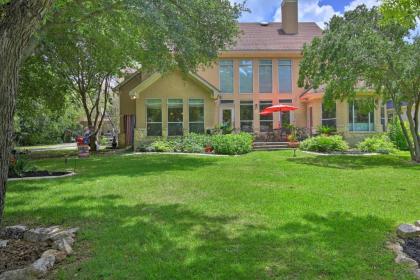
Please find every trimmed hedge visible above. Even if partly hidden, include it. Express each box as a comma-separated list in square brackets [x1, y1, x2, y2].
[211, 133, 253, 155]
[144, 133, 253, 155]
[300, 135, 349, 153]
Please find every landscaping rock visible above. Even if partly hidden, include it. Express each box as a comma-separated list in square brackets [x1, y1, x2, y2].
[31, 255, 55, 276]
[23, 226, 60, 242]
[42, 249, 67, 263]
[413, 268, 420, 279]
[0, 225, 27, 239]
[0, 240, 8, 248]
[395, 253, 418, 268]
[416, 221, 420, 227]
[387, 242, 403, 254]
[0, 268, 33, 280]
[53, 238, 73, 255]
[397, 224, 420, 238]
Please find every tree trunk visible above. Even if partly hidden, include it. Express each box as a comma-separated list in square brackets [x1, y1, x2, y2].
[0, 0, 54, 226]
[405, 103, 420, 163]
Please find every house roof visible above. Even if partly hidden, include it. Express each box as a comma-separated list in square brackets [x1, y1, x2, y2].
[226, 22, 322, 52]
[129, 72, 220, 99]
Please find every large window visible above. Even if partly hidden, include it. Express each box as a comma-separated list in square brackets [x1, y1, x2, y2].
[219, 60, 234, 93]
[239, 60, 253, 93]
[240, 101, 254, 132]
[260, 101, 273, 132]
[259, 60, 272, 93]
[322, 102, 337, 128]
[189, 99, 204, 134]
[278, 60, 292, 93]
[168, 99, 183, 136]
[146, 99, 162, 136]
[349, 100, 375, 132]
[281, 112, 290, 128]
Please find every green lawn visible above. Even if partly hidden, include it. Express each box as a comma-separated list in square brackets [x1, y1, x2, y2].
[4, 151, 420, 279]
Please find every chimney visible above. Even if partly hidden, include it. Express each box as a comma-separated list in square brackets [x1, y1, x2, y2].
[281, 0, 298, 34]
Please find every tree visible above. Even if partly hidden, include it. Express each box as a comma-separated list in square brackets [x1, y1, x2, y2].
[298, 5, 420, 162]
[23, 0, 245, 151]
[0, 0, 55, 227]
[0, 0, 244, 224]
[380, 0, 419, 28]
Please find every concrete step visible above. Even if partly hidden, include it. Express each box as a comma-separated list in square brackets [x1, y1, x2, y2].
[253, 147, 290, 151]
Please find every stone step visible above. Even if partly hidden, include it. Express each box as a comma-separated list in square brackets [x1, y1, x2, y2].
[253, 142, 288, 147]
[253, 146, 290, 151]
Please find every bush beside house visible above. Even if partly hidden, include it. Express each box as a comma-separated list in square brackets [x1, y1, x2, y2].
[140, 133, 253, 155]
[357, 135, 396, 154]
[299, 135, 349, 153]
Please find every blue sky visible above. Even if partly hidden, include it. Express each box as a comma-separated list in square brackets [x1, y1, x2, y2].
[229, 0, 419, 34]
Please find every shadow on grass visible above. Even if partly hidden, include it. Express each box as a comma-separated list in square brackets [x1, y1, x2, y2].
[3, 193, 408, 279]
[288, 154, 420, 170]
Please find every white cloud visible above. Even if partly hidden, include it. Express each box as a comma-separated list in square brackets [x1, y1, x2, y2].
[344, 0, 379, 12]
[273, 0, 341, 29]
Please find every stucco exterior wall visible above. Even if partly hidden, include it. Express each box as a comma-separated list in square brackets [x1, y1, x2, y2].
[134, 71, 217, 145]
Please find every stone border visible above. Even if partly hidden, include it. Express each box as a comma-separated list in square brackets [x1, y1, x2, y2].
[387, 221, 420, 279]
[8, 172, 76, 182]
[126, 152, 231, 157]
[0, 225, 79, 280]
[301, 151, 380, 156]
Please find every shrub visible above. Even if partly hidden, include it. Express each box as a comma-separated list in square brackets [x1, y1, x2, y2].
[317, 125, 335, 135]
[300, 135, 349, 153]
[357, 135, 396, 154]
[388, 117, 411, 150]
[211, 133, 253, 155]
[151, 140, 174, 152]
[8, 155, 35, 177]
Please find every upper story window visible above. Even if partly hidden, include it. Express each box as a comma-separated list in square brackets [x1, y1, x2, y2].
[239, 60, 253, 93]
[259, 60, 272, 93]
[349, 100, 375, 132]
[278, 60, 292, 93]
[219, 60, 234, 93]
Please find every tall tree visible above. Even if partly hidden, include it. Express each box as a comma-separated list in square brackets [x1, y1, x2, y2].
[0, 0, 244, 225]
[0, 0, 54, 226]
[298, 5, 420, 162]
[380, 0, 419, 28]
[23, 0, 245, 151]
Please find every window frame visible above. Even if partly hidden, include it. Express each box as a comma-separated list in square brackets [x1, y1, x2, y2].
[219, 60, 234, 94]
[259, 101, 273, 132]
[145, 98, 163, 136]
[259, 60, 273, 93]
[239, 60, 253, 94]
[348, 100, 375, 132]
[240, 101, 254, 132]
[278, 59, 292, 93]
[167, 98, 184, 136]
[321, 103, 337, 129]
[188, 98, 205, 134]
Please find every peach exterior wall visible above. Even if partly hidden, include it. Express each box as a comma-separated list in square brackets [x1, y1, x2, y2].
[197, 52, 307, 131]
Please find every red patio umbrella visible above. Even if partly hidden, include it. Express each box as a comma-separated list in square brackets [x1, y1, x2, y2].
[259, 104, 299, 115]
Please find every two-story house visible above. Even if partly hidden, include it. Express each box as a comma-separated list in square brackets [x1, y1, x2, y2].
[117, 0, 386, 147]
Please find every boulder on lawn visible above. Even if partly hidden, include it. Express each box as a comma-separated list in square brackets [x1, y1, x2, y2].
[0, 225, 27, 239]
[397, 224, 420, 238]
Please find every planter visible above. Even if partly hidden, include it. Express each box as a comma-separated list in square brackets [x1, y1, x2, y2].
[204, 146, 214, 153]
[288, 142, 300, 148]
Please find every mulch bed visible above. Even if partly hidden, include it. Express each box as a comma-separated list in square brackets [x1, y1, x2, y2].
[9, 171, 71, 179]
[0, 239, 51, 273]
[402, 237, 420, 264]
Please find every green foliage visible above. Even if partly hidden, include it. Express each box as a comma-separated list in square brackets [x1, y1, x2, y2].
[380, 0, 420, 29]
[300, 135, 349, 153]
[388, 117, 411, 150]
[14, 99, 82, 146]
[357, 135, 397, 154]
[298, 5, 420, 161]
[151, 140, 175, 153]
[211, 133, 253, 155]
[8, 156, 35, 178]
[317, 125, 335, 135]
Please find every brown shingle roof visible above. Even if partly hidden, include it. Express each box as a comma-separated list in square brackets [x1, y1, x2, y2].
[227, 22, 322, 51]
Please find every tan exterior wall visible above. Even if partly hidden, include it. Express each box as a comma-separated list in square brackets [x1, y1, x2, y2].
[134, 71, 217, 146]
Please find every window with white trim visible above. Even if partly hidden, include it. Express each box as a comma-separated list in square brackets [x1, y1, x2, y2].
[240, 101, 253, 132]
[349, 100, 375, 132]
[259, 60, 272, 93]
[260, 101, 273, 132]
[278, 60, 292, 93]
[322, 103, 337, 128]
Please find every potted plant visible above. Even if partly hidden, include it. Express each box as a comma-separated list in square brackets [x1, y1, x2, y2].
[204, 145, 214, 153]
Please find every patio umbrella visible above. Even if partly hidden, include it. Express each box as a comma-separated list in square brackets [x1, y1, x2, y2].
[259, 104, 299, 115]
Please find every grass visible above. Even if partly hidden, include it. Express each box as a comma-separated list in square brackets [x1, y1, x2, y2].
[4, 151, 420, 279]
